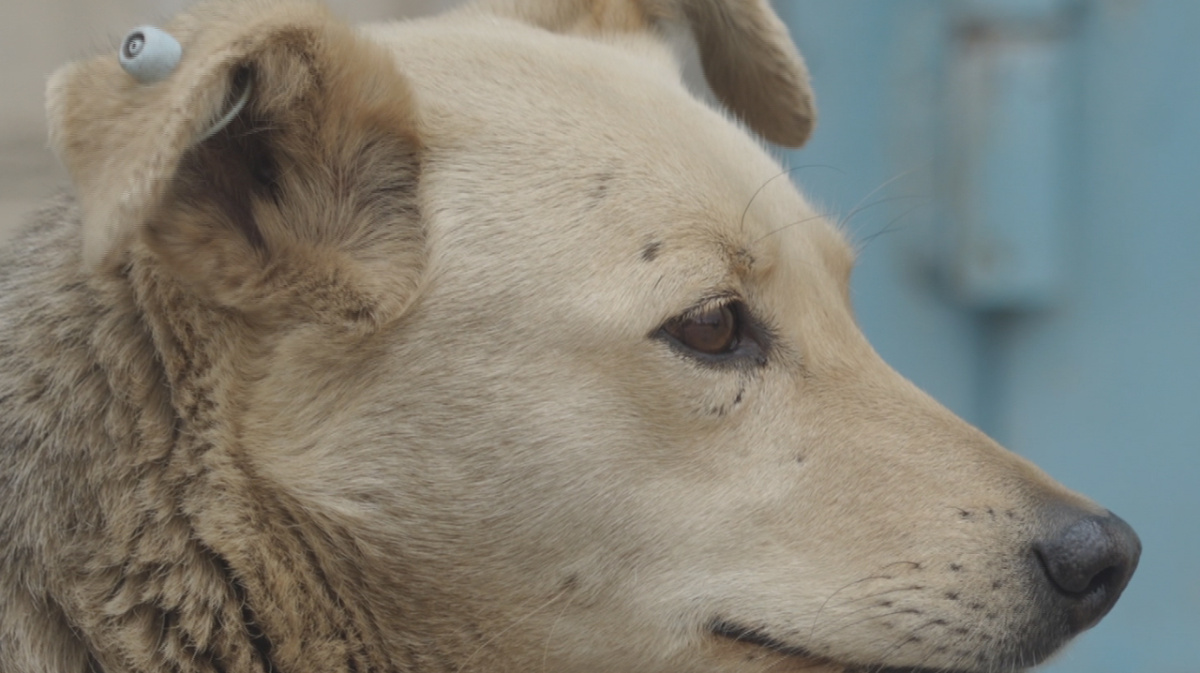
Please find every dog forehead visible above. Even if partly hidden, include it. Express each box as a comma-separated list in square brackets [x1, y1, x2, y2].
[360, 16, 684, 131]
[362, 15, 850, 283]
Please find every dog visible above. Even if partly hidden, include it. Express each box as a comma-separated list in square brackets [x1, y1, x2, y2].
[0, 1, 1139, 671]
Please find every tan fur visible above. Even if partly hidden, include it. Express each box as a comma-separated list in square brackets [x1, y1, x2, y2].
[467, 0, 815, 146]
[0, 1, 1131, 672]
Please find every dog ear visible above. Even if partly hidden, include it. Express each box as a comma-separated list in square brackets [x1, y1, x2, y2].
[473, 0, 815, 147]
[46, 0, 424, 328]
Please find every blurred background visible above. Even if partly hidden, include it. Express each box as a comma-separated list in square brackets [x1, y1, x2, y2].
[1, 0, 1195, 671]
[778, 2, 1199, 671]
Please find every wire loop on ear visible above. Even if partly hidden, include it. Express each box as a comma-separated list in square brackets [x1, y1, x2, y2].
[117, 26, 251, 143]
[196, 72, 254, 143]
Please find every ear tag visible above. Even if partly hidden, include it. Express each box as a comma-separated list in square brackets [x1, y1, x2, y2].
[119, 26, 181, 84]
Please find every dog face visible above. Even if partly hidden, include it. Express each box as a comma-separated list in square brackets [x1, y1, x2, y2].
[43, 1, 1138, 672]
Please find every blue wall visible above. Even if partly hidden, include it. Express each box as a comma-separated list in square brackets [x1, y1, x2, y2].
[777, 1, 1200, 671]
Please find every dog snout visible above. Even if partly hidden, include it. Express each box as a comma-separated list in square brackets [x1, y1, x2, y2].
[1033, 507, 1141, 632]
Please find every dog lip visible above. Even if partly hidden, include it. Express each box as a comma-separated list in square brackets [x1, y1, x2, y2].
[708, 620, 1016, 673]
[872, 669, 1022, 673]
[708, 619, 822, 660]
[873, 669, 983, 673]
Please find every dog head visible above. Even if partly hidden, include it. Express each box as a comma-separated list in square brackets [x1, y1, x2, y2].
[46, 1, 1138, 671]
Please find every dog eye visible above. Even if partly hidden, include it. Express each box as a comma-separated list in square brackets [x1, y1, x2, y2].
[664, 304, 738, 355]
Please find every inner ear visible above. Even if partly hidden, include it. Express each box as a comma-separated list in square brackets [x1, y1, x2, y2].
[142, 40, 426, 329]
[171, 69, 277, 255]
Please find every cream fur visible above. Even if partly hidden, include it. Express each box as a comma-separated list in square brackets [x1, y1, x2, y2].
[0, 1, 1131, 672]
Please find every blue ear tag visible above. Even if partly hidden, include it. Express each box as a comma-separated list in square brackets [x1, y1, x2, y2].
[117, 25, 249, 142]
[119, 26, 181, 84]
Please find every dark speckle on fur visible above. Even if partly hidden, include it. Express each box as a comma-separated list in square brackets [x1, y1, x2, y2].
[559, 573, 581, 593]
[590, 171, 614, 204]
[641, 240, 662, 262]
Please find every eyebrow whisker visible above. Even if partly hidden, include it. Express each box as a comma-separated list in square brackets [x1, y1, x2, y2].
[839, 168, 920, 228]
[852, 198, 931, 254]
[752, 213, 829, 246]
[739, 164, 846, 233]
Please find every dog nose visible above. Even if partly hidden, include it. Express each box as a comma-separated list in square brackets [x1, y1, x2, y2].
[1033, 509, 1140, 631]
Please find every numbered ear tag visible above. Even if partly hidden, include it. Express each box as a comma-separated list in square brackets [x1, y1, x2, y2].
[119, 26, 181, 84]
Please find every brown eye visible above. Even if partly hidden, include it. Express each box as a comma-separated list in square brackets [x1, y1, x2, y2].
[665, 304, 738, 355]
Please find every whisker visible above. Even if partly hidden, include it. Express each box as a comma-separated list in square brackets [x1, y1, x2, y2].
[808, 561, 925, 641]
[741, 164, 848, 232]
[811, 587, 927, 632]
[752, 213, 828, 246]
[852, 198, 931, 253]
[865, 632, 940, 673]
[834, 584, 930, 608]
[840, 194, 928, 233]
[750, 172, 927, 249]
[808, 575, 894, 642]
[839, 168, 921, 230]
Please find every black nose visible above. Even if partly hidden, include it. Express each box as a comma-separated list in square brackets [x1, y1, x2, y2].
[1033, 510, 1141, 632]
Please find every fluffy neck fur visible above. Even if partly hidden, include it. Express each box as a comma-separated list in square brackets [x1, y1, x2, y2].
[0, 198, 421, 673]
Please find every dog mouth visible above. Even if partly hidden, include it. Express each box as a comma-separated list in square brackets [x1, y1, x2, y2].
[709, 620, 825, 661]
[708, 620, 1003, 673]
